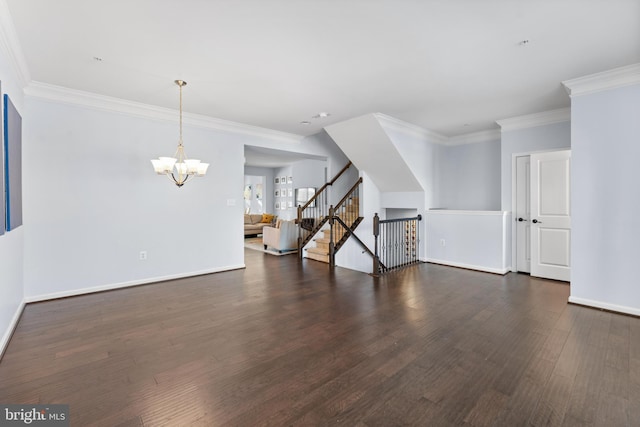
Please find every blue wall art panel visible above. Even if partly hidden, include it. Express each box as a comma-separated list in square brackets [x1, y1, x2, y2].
[3, 93, 22, 231]
[0, 82, 4, 236]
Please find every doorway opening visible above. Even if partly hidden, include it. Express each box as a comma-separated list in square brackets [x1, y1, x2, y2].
[512, 150, 571, 282]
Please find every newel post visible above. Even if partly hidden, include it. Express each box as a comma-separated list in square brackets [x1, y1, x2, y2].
[297, 204, 303, 259]
[329, 205, 335, 267]
[373, 213, 380, 276]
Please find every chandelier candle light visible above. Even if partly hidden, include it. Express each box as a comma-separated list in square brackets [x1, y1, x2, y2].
[151, 80, 209, 187]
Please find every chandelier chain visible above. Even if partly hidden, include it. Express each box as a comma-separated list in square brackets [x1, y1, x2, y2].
[179, 81, 183, 146]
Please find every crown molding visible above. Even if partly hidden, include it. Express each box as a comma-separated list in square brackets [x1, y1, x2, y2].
[0, 0, 31, 88]
[448, 128, 501, 146]
[496, 108, 570, 132]
[562, 63, 640, 97]
[374, 113, 448, 145]
[25, 81, 303, 144]
[374, 113, 502, 145]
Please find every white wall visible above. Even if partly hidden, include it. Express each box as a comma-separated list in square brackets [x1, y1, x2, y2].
[325, 114, 423, 192]
[500, 121, 571, 211]
[272, 165, 293, 218]
[336, 171, 379, 274]
[22, 96, 251, 300]
[0, 25, 25, 356]
[426, 210, 511, 274]
[385, 208, 418, 219]
[380, 121, 444, 209]
[441, 139, 501, 210]
[272, 159, 326, 220]
[500, 120, 571, 272]
[570, 83, 640, 315]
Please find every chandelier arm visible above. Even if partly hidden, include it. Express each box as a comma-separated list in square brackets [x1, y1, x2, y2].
[170, 172, 191, 187]
[170, 173, 180, 186]
[167, 173, 180, 186]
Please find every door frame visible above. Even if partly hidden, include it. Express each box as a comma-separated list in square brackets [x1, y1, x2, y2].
[514, 155, 531, 273]
[510, 148, 568, 273]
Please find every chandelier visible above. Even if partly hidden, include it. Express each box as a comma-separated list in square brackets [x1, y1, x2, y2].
[151, 80, 209, 187]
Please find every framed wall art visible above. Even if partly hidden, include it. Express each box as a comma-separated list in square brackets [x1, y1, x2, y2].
[3, 93, 22, 231]
[0, 81, 4, 236]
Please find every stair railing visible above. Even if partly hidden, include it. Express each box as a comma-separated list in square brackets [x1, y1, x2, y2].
[373, 213, 422, 274]
[327, 177, 371, 266]
[297, 161, 354, 257]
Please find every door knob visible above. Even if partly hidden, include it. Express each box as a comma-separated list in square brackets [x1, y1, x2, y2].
[518, 217, 528, 222]
[532, 219, 542, 224]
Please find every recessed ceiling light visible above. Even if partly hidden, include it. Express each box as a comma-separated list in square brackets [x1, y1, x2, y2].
[312, 112, 330, 119]
[300, 121, 311, 125]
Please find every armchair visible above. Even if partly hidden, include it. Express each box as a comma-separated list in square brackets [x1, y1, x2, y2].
[263, 220, 298, 253]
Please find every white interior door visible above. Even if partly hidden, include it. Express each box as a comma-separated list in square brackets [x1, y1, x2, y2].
[515, 156, 531, 273]
[530, 150, 571, 281]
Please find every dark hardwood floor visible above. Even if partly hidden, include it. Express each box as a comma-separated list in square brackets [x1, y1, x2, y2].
[1, 249, 638, 426]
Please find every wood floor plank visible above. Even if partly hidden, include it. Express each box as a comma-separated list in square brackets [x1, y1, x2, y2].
[0, 250, 638, 426]
[463, 388, 509, 427]
[528, 373, 574, 426]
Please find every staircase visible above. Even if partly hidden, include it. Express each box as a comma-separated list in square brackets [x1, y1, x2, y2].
[305, 230, 331, 263]
[305, 196, 362, 263]
[297, 162, 366, 266]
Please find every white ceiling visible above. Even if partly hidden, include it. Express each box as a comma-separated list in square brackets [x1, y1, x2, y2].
[5, 0, 640, 137]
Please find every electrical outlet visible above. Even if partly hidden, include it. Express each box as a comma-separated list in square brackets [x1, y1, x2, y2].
[139, 251, 147, 260]
[440, 239, 446, 247]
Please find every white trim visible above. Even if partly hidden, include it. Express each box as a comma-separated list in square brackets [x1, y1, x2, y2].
[25, 82, 303, 144]
[0, 300, 25, 360]
[24, 264, 245, 303]
[426, 210, 508, 216]
[562, 63, 640, 97]
[511, 153, 526, 272]
[497, 108, 571, 132]
[568, 296, 640, 317]
[0, 0, 30, 88]
[375, 113, 502, 146]
[374, 113, 448, 145]
[510, 148, 572, 273]
[426, 258, 509, 275]
[448, 129, 501, 145]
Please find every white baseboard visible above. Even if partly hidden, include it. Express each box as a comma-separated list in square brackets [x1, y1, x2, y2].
[568, 296, 640, 317]
[24, 264, 246, 303]
[0, 301, 25, 360]
[426, 258, 510, 275]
